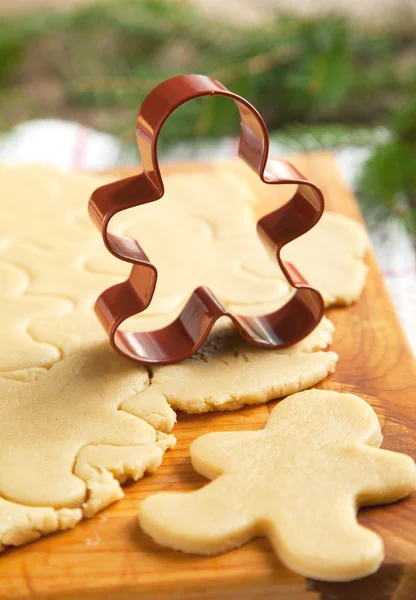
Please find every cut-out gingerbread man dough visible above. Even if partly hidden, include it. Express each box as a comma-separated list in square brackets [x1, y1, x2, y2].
[139, 389, 416, 582]
[0, 347, 175, 551]
[149, 317, 338, 413]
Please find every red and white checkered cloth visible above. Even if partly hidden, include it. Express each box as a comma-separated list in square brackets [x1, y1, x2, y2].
[1, 119, 415, 355]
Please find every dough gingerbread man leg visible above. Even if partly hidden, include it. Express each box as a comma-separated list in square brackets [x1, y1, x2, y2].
[265, 440, 416, 580]
[139, 389, 416, 582]
[139, 475, 257, 554]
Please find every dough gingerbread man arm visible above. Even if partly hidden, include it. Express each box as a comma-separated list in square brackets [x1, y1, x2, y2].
[343, 444, 416, 505]
[190, 431, 259, 478]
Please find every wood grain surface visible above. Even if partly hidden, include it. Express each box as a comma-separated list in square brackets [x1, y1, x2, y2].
[0, 152, 415, 600]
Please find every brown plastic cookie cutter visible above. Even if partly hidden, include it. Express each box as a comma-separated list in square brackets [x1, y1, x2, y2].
[88, 74, 325, 365]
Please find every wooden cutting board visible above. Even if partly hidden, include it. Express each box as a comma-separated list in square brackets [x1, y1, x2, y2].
[1, 152, 415, 600]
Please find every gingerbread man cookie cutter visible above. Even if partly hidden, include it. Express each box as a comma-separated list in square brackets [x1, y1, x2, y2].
[88, 74, 325, 365]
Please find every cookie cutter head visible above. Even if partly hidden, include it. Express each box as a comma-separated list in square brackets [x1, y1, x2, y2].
[89, 74, 325, 365]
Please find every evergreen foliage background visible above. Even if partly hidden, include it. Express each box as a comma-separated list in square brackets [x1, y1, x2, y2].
[0, 0, 415, 236]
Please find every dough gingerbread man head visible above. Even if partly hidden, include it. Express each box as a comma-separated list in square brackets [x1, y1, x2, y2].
[139, 389, 416, 582]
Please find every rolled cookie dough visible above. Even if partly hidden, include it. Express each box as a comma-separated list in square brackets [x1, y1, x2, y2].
[0, 498, 82, 552]
[0, 348, 175, 551]
[0, 166, 344, 369]
[283, 211, 368, 306]
[0, 165, 112, 249]
[0, 262, 72, 374]
[149, 317, 338, 413]
[139, 389, 416, 582]
[0, 170, 178, 541]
